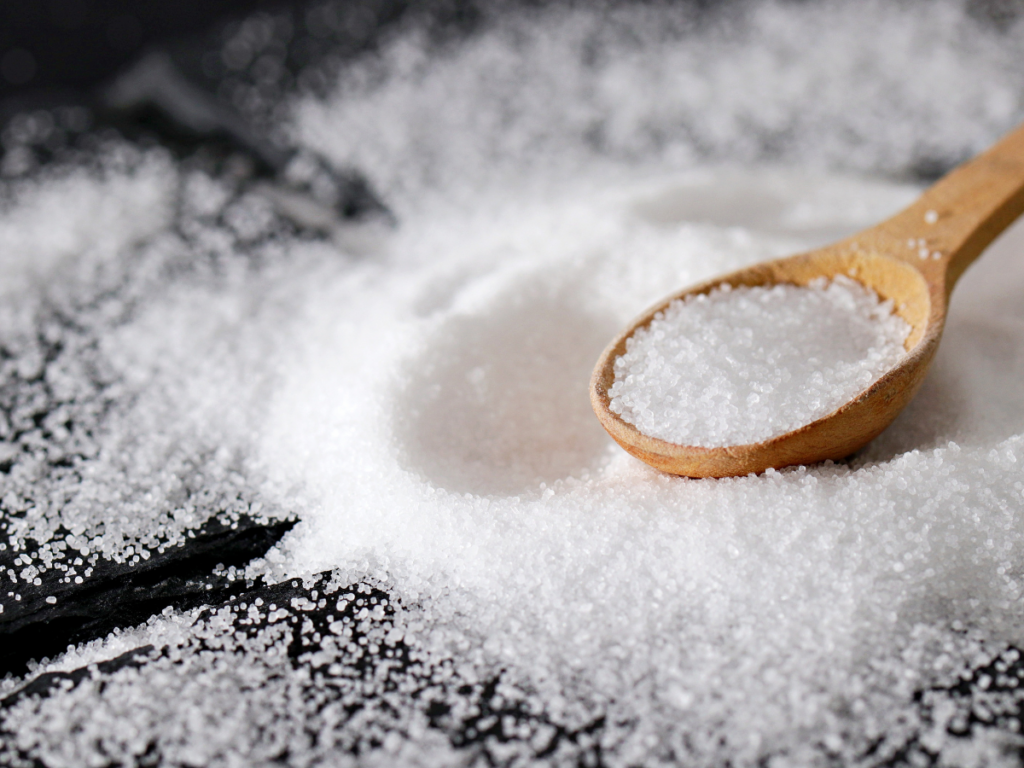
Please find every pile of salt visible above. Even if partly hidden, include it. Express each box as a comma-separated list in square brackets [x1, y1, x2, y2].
[608, 277, 910, 446]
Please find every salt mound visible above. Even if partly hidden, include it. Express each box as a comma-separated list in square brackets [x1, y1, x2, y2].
[609, 277, 910, 446]
[252, 170, 1024, 766]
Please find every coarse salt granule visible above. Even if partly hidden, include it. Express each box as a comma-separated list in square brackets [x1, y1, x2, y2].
[608, 277, 910, 446]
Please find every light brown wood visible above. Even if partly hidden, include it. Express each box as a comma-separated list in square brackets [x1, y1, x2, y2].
[591, 122, 1024, 478]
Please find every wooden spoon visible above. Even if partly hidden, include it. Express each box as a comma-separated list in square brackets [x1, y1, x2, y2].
[590, 122, 1024, 478]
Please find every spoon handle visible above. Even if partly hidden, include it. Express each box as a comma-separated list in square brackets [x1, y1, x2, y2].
[881, 122, 1024, 294]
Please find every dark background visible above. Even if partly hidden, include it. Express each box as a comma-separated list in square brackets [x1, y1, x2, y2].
[0, 0, 303, 102]
[0, 0, 497, 152]
[5, 0, 1024, 98]
[5, 0, 1024, 106]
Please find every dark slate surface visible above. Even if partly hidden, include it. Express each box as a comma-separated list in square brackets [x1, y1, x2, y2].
[3, 568, 1023, 767]
[0, 516, 295, 677]
[0, 572, 609, 767]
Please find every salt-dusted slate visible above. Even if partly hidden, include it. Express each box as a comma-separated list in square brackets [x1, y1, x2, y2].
[5, 569, 1024, 766]
[0, 572, 608, 766]
[0, 515, 295, 676]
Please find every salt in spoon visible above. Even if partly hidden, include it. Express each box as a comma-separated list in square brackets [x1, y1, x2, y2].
[590, 121, 1024, 478]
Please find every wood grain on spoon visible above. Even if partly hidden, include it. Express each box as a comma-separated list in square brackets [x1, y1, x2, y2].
[591, 122, 1024, 478]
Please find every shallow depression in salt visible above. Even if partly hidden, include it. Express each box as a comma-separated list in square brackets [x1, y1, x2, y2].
[254, 166, 1024, 760]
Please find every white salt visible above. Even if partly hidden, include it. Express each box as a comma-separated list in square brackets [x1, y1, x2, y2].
[608, 277, 910, 446]
[5, 2, 1024, 767]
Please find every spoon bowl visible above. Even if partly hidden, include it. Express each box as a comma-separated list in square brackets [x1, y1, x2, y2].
[591, 123, 1024, 477]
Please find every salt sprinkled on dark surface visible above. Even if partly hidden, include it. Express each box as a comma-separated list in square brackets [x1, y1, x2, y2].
[3, 2, 1024, 767]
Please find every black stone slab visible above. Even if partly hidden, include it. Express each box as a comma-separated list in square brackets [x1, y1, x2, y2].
[0, 516, 295, 677]
[0, 572, 608, 766]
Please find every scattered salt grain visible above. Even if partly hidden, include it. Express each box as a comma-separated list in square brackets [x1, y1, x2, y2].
[608, 277, 910, 446]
